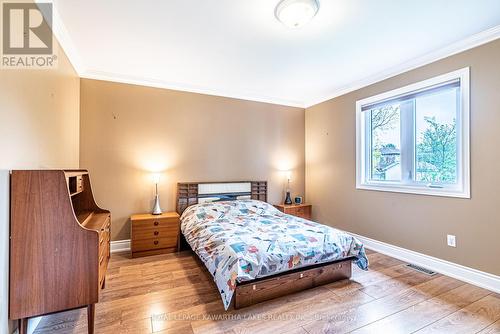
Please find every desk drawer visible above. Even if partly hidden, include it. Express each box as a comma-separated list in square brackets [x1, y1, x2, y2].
[99, 236, 109, 258]
[98, 252, 108, 288]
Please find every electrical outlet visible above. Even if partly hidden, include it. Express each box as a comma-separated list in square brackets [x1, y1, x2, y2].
[447, 234, 456, 247]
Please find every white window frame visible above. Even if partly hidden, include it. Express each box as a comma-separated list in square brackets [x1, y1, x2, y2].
[356, 67, 470, 198]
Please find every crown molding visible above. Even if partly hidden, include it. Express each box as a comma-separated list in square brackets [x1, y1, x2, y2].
[52, 10, 85, 74]
[43, 0, 304, 107]
[35, 0, 85, 74]
[44, 1, 500, 110]
[304, 24, 500, 108]
[80, 70, 306, 108]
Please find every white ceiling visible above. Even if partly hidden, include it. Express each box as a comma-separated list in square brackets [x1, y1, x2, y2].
[53, 0, 500, 107]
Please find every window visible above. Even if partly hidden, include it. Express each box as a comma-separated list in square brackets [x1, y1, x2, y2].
[356, 68, 470, 198]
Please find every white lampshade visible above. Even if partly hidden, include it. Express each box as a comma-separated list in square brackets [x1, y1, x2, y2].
[151, 173, 161, 184]
[275, 0, 320, 28]
[286, 171, 292, 181]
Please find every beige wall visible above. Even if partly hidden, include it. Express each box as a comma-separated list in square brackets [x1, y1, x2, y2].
[305, 39, 500, 276]
[80, 79, 305, 241]
[0, 43, 80, 170]
[0, 41, 80, 333]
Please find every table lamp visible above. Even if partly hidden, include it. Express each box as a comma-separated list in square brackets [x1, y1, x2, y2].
[151, 173, 162, 215]
[284, 170, 292, 205]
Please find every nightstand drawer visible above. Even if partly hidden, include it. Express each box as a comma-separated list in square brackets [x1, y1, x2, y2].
[133, 226, 178, 240]
[132, 236, 177, 252]
[274, 204, 312, 220]
[132, 217, 178, 230]
[295, 206, 311, 219]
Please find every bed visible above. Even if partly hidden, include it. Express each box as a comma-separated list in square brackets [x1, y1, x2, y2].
[177, 181, 368, 309]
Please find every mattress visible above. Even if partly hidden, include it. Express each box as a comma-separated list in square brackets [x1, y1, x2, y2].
[180, 199, 369, 309]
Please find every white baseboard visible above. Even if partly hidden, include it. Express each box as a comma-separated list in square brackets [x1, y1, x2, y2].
[350, 232, 500, 294]
[110, 239, 131, 253]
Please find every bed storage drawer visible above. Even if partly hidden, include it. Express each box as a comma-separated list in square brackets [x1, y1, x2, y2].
[234, 258, 352, 309]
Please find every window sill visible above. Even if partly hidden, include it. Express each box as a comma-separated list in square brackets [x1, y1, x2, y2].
[356, 183, 470, 199]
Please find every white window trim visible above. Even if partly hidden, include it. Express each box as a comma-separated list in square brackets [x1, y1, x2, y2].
[356, 67, 470, 198]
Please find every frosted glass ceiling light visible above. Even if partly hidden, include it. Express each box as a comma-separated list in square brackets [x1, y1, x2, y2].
[275, 0, 320, 28]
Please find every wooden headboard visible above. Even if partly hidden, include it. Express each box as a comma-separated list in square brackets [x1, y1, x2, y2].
[176, 181, 267, 215]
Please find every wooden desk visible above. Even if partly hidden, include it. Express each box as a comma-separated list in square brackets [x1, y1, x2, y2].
[10, 170, 110, 334]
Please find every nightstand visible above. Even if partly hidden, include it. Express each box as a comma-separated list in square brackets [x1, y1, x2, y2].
[130, 212, 180, 258]
[274, 203, 312, 220]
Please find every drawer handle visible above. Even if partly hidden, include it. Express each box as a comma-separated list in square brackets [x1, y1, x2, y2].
[154, 231, 159, 236]
[154, 221, 159, 226]
[154, 240, 159, 245]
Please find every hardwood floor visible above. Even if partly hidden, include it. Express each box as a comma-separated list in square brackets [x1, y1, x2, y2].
[33, 249, 499, 334]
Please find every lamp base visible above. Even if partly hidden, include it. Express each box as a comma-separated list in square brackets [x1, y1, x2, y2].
[152, 195, 162, 215]
[284, 191, 292, 205]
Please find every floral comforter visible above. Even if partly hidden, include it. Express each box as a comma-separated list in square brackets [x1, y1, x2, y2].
[180, 200, 368, 309]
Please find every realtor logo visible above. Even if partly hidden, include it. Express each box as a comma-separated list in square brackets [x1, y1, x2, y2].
[2, 2, 57, 68]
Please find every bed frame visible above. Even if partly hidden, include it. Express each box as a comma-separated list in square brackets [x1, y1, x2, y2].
[176, 181, 353, 309]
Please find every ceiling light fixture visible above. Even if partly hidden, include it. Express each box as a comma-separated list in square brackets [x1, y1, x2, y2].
[275, 0, 320, 28]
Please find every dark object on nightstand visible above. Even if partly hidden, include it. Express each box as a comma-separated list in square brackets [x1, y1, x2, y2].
[130, 212, 180, 258]
[274, 203, 312, 220]
[284, 190, 293, 204]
